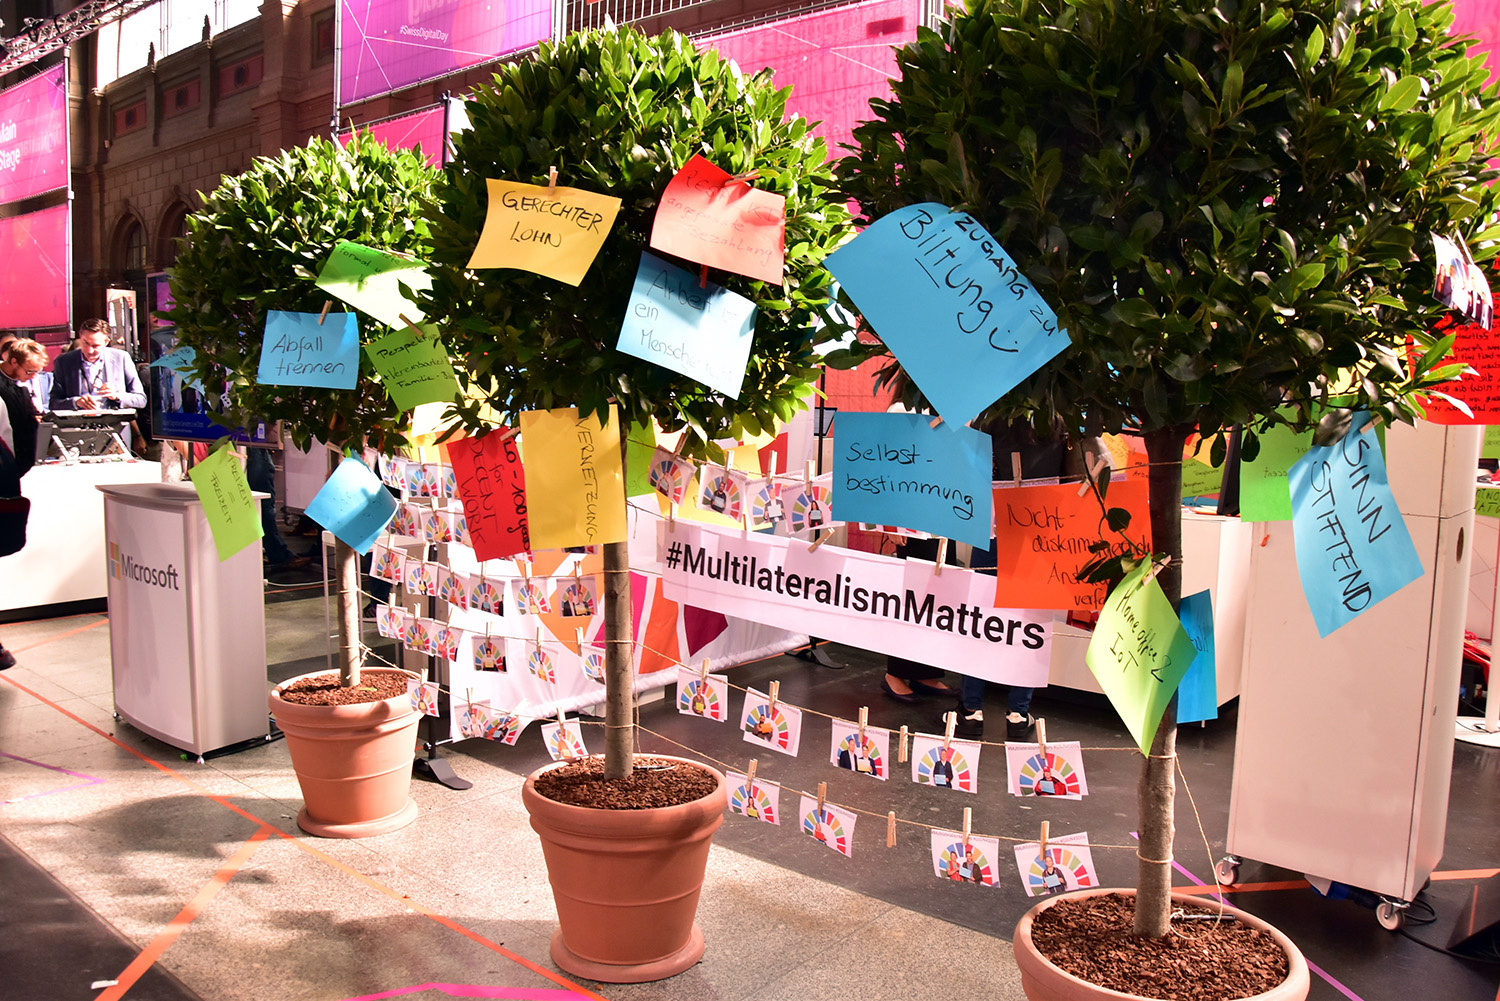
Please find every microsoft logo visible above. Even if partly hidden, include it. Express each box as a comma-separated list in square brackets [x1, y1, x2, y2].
[108, 542, 122, 581]
[108, 544, 181, 591]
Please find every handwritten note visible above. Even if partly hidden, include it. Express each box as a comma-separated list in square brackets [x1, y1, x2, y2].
[305, 455, 398, 554]
[825, 203, 1066, 424]
[520, 406, 627, 549]
[649, 154, 786, 285]
[315, 241, 432, 329]
[1485, 426, 1500, 459]
[624, 420, 658, 498]
[364, 326, 460, 411]
[258, 310, 359, 389]
[1238, 420, 1311, 521]
[831, 412, 994, 547]
[1421, 321, 1500, 424]
[1180, 451, 1224, 500]
[992, 479, 1151, 610]
[615, 251, 757, 398]
[1084, 561, 1197, 754]
[1477, 485, 1500, 518]
[467, 179, 622, 285]
[1289, 416, 1423, 638]
[187, 447, 263, 561]
[447, 429, 530, 560]
[1175, 589, 1218, 724]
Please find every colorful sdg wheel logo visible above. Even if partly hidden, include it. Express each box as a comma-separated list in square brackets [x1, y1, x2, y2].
[937, 841, 995, 885]
[916, 746, 975, 791]
[731, 782, 777, 823]
[743, 704, 793, 749]
[1025, 847, 1095, 895]
[678, 678, 723, 719]
[582, 650, 605, 682]
[528, 648, 555, 684]
[1018, 752, 1082, 796]
[801, 806, 850, 854]
[649, 458, 689, 503]
[788, 486, 831, 534]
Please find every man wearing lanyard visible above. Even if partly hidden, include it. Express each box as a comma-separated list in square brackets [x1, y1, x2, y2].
[49, 319, 147, 411]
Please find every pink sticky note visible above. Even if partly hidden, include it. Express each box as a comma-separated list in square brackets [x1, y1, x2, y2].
[649, 154, 786, 284]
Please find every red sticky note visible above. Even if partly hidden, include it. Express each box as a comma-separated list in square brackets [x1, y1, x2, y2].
[649, 154, 786, 285]
[1419, 321, 1500, 424]
[448, 430, 530, 560]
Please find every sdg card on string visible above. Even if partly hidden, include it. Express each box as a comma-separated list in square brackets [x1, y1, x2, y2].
[799, 797, 857, 857]
[467, 178, 622, 285]
[649, 154, 786, 285]
[930, 830, 1002, 886]
[1004, 741, 1088, 799]
[829, 718, 891, 781]
[783, 478, 834, 536]
[909, 733, 982, 794]
[406, 680, 440, 717]
[697, 464, 749, 522]
[741, 688, 804, 756]
[726, 770, 781, 825]
[553, 576, 598, 618]
[676, 667, 730, 721]
[825, 203, 1065, 424]
[1013, 831, 1099, 898]
[541, 720, 589, 761]
[647, 445, 695, 505]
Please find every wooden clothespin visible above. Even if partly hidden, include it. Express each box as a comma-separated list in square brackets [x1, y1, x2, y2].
[546, 165, 558, 196]
[699, 263, 710, 289]
[1039, 820, 1050, 861]
[943, 711, 957, 751]
[929, 415, 944, 429]
[746, 758, 758, 796]
[535, 627, 542, 651]
[700, 657, 711, 684]
[1036, 717, 1048, 764]
[898, 725, 909, 763]
[807, 532, 830, 553]
[1078, 453, 1105, 496]
[804, 459, 813, 492]
[398, 313, 425, 338]
[668, 501, 678, 532]
[886, 811, 897, 848]
[575, 626, 585, 653]
[722, 169, 761, 187]
[557, 706, 567, 744]
[318, 300, 332, 325]
[768, 680, 780, 716]
[816, 780, 827, 814]
[857, 706, 868, 744]
[1012, 453, 1024, 488]
[934, 537, 948, 577]
[498, 425, 521, 444]
[962, 806, 973, 850]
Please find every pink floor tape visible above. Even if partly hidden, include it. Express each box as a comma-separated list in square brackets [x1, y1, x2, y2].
[339, 985, 587, 1001]
[0, 752, 105, 803]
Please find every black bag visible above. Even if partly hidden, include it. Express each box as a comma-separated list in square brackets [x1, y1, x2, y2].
[0, 495, 29, 557]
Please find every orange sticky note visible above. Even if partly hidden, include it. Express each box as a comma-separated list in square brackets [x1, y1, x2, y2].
[468, 179, 623, 286]
[649, 155, 786, 285]
[992, 479, 1151, 611]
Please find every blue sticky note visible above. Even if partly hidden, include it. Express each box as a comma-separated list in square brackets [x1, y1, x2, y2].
[150, 345, 204, 392]
[258, 310, 360, 389]
[615, 251, 757, 398]
[1289, 415, 1424, 638]
[1175, 590, 1218, 724]
[305, 455, 398, 555]
[831, 412, 994, 547]
[826, 203, 1067, 424]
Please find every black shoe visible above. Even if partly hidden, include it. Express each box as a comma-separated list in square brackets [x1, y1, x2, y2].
[880, 676, 919, 704]
[361, 601, 379, 622]
[1006, 711, 1036, 741]
[0, 646, 14, 670]
[944, 705, 983, 740]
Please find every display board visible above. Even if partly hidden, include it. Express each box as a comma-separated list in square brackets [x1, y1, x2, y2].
[339, 104, 448, 167]
[148, 325, 275, 445]
[0, 62, 69, 205]
[0, 203, 70, 329]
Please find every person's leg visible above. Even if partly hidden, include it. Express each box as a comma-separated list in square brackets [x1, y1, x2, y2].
[1006, 685, 1036, 739]
[883, 656, 948, 703]
[948, 675, 986, 739]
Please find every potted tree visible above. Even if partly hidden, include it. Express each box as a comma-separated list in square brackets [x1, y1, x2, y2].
[832, 0, 1498, 997]
[423, 27, 853, 981]
[163, 134, 441, 837]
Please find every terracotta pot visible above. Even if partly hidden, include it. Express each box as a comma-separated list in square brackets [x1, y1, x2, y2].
[1013, 888, 1310, 1001]
[270, 669, 422, 838]
[521, 756, 727, 983]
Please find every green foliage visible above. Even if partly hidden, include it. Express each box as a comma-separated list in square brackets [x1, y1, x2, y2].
[425, 27, 854, 459]
[161, 135, 439, 452]
[833, 0, 1500, 445]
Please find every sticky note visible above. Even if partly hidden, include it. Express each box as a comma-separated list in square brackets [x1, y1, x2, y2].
[831, 412, 994, 547]
[150, 345, 204, 392]
[447, 429, 531, 560]
[520, 405, 628, 549]
[305, 455, 398, 555]
[1288, 416, 1423, 638]
[825, 203, 1066, 424]
[649, 154, 786, 285]
[1084, 562, 1198, 754]
[624, 420, 658, 498]
[1484, 426, 1500, 459]
[615, 251, 757, 399]
[258, 310, 359, 389]
[187, 446, 263, 561]
[1477, 485, 1500, 518]
[467, 179, 622, 285]
[1238, 421, 1311, 521]
[1175, 590, 1218, 724]
[315, 241, 432, 330]
[365, 326, 461, 412]
[1180, 452, 1224, 499]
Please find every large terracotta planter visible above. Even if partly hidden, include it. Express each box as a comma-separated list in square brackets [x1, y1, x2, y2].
[269, 669, 422, 838]
[521, 756, 727, 983]
[1013, 888, 1310, 1001]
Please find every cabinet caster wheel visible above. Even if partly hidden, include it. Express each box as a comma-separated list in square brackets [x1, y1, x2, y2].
[1215, 857, 1241, 886]
[1376, 900, 1405, 931]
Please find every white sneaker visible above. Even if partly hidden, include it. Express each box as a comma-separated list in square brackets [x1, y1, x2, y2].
[1006, 711, 1036, 740]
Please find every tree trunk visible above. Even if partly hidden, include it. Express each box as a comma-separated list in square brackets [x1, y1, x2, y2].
[335, 536, 362, 688]
[1133, 424, 1190, 938]
[602, 430, 636, 779]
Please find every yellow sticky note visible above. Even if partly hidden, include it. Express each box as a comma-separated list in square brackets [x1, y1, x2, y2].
[468, 180, 623, 286]
[187, 447, 264, 561]
[520, 405, 628, 549]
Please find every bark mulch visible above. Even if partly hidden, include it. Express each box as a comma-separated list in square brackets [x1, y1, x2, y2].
[276, 670, 410, 706]
[533, 756, 719, 809]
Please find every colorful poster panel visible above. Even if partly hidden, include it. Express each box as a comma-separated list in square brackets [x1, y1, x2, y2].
[406, 679, 440, 716]
[1013, 832, 1099, 898]
[909, 734, 981, 794]
[1288, 416, 1424, 638]
[541, 720, 589, 761]
[648, 446, 695, 506]
[799, 797, 857, 858]
[741, 688, 804, 757]
[677, 667, 730, 721]
[726, 770, 781, 825]
[468, 179, 622, 285]
[650, 154, 786, 285]
[1004, 741, 1088, 799]
[828, 719, 890, 781]
[697, 465, 748, 522]
[930, 830, 1002, 886]
[555, 576, 598, 618]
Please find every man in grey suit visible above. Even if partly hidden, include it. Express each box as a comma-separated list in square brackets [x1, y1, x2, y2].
[49, 318, 147, 411]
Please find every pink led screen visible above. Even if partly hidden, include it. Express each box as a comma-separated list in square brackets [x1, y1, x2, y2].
[698, 0, 919, 162]
[338, 0, 552, 106]
[0, 63, 69, 205]
[340, 105, 447, 167]
[0, 204, 70, 329]
[1452, 1, 1500, 82]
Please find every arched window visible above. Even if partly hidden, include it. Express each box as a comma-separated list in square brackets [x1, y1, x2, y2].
[122, 220, 146, 275]
[156, 203, 190, 268]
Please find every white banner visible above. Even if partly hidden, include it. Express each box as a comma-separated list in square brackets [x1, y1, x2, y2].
[659, 522, 1051, 685]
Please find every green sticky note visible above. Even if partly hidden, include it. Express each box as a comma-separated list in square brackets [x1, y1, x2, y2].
[1238, 421, 1311, 521]
[1180, 457, 1224, 499]
[315, 241, 433, 330]
[624, 420, 658, 498]
[187, 447, 264, 561]
[1084, 562, 1199, 754]
[365, 326, 461, 412]
[1478, 486, 1500, 518]
[1483, 426, 1500, 460]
